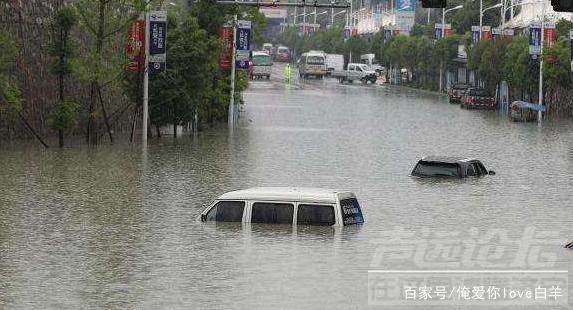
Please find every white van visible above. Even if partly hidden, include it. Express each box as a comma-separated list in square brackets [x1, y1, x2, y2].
[200, 187, 364, 226]
[299, 50, 327, 79]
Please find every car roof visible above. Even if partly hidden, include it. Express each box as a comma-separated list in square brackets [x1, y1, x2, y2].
[420, 156, 476, 164]
[217, 187, 351, 203]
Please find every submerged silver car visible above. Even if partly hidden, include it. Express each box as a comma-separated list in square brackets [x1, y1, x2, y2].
[411, 156, 496, 178]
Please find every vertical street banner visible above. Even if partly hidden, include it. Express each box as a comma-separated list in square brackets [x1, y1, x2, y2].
[384, 26, 392, 43]
[570, 30, 573, 80]
[502, 28, 514, 38]
[219, 24, 233, 70]
[148, 11, 167, 75]
[434, 24, 442, 41]
[344, 26, 352, 40]
[471, 26, 480, 43]
[444, 24, 452, 38]
[544, 23, 556, 48]
[235, 20, 251, 70]
[492, 28, 501, 41]
[481, 26, 492, 40]
[529, 23, 541, 62]
[127, 19, 145, 72]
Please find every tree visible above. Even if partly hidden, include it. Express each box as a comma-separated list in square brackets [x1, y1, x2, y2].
[48, 7, 79, 147]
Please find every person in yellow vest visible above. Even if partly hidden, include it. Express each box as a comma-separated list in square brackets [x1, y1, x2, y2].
[283, 63, 292, 83]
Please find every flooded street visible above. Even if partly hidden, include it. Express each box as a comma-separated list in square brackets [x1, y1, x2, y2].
[1, 63, 572, 309]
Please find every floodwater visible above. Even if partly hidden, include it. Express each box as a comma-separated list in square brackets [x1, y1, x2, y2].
[1, 64, 572, 309]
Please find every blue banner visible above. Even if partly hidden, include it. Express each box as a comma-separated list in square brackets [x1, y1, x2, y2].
[471, 26, 480, 44]
[529, 24, 541, 62]
[384, 28, 392, 42]
[434, 24, 442, 41]
[235, 20, 251, 70]
[149, 11, 167, 75]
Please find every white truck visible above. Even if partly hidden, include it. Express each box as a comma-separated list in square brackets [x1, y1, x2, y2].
[325, 54, 344, 76]
[360, 53, 385, 75]
[331, 63, 378, 84]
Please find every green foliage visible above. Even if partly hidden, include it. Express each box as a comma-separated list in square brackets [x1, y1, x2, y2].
[544, 38, 571, 92]
[49, 7, 77, 93]
[149, 16, 222, 128]
[48, 100, 80, 131]
[0, 77, 23, 115]
[556, 19, 573, 39]
[479, 38, 510, 92]
[0, 32, 18, 74]
[504, 36, 537, 93]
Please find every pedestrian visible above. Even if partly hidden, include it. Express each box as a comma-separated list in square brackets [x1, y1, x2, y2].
[284, 63, 292, 83]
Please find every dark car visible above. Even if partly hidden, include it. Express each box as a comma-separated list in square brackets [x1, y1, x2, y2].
[461, 88, 496, 110]
[448, 83, 470, 104]
[410, 156, 495, 178]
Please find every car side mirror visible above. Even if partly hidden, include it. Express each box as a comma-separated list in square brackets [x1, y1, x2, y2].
[488, 170, 496, 175]
[201, 214, 207, 222]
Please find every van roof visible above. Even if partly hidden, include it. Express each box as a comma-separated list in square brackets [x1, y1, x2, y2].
[217, 187, 350, 203]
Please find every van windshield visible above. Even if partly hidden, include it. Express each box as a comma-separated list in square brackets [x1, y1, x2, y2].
[253, 55, 272, 66]
[340, 198, 364, 225]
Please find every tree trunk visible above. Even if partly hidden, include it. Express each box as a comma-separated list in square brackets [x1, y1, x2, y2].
[97, 84, 114, 143]
[156, 125, 161, 138]
[87, 0, 106, 146]
[173, 122, 177, 138]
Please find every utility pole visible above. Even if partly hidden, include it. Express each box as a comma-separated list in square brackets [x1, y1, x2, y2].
[143, 6, 150, 145]
[229, 14, 237, 127]
[538, 0, 546, 122]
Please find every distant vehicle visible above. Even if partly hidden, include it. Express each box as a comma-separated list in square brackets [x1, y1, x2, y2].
[275, 46, 290, 62]
[360, 53, 384, 75]
[448, 83, 470, 104]
[299, 50, 327, 79]
[410, 156, 495, 178]
[251, 51, 273, 80]
[325, 54, 344, 76]
[331, 63, 377, 84]
[460, 88, 496, 110]
[510, 101, 546, 122]
[200, 187, 365, 226]
[262, 43, 273, 56]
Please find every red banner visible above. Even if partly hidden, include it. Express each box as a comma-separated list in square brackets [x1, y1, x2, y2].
[219, 25, 233, 70]
[544, 25, 556, 48]
[481, 26, 492, 41]
[126, 20, 145, 72]
[444, 29, 453, 38]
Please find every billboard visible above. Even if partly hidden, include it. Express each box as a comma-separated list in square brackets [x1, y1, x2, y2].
[396, 0, 416, 11]
[259, 7, 288, 19]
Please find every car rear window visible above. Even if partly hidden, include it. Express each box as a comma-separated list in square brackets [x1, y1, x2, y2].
[412, 161, 461, 177]
[297, 204, 335, 226]
[470, 89, 489, 96]
[453, 84, 469, 89]
[251, 202, 294, 224]
[340, 198, 364, 225]
[205, 201, 245, 222]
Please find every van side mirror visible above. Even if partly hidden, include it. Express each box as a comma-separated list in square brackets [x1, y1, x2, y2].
[488, 170, 496, 175]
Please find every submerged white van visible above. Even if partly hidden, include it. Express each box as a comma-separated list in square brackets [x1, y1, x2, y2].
[200, 187, 364, 226]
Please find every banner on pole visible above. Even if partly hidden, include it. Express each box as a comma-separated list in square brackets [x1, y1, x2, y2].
[219, 24, 233, 70]
[481, 26, 492, 40]
[529, 23, 541, 62]
[434, 23, 442, 41]
[492, 28, 501, 41]
[127, 19, 145, 72]
[471, 26, 480, 43]
[544, 23, 556, 48]
[148, 11, 167, 75]
[235, 20, 251, 70]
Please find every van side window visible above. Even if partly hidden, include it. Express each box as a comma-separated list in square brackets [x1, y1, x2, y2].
[340, 198, 364, 225]
[297, 204, 335, 226]
[205, 201, 245, 222]
[251, 202, 294, 224]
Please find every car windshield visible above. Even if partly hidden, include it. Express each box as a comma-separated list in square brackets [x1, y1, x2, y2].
[412, 161, 461, 177]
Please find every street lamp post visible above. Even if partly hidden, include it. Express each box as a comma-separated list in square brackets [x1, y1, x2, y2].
[480, 2, 502, 38]
[441, 5, 463, 39]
